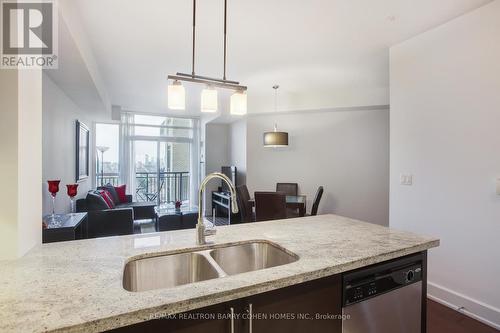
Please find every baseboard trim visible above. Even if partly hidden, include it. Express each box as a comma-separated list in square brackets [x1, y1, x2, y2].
[428, 281, 500, 330]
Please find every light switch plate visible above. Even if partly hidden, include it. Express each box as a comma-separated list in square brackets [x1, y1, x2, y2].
[400, 174, 413, 186]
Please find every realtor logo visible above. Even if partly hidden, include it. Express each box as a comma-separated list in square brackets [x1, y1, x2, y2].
[1, 0, 58, 68]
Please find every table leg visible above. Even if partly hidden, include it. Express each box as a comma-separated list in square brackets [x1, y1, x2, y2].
[299, 205, 306, 217]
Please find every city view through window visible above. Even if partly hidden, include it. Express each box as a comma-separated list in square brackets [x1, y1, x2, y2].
[95, 115, 195, 206]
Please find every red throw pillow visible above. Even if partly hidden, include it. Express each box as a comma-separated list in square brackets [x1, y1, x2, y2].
[97, 190, 114, 209]
[114, 185, 127, 203]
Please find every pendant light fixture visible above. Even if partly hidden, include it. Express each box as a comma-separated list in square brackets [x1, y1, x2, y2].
[167, 0, 247, 114]
[230, 89, 247, 115]
[263, 85, 289, 148]
[201, 86, 218, 113]
[167, 80, 186, 110]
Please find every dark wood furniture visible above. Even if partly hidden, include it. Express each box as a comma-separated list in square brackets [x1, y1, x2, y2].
[108, 275, 342, 333]
[276, 182, 298, 196]
[236, 185, 253, 223]
[106, 251, 431, 333]
[310, 186, 324, 216]
[276, 183, 300, 216]
[254, 191, 287, 222]
[249, 195, 307, 218]
[42, 213, 88, 243]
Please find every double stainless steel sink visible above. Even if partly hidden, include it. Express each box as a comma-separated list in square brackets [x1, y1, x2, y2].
[123, 241, 299, 292]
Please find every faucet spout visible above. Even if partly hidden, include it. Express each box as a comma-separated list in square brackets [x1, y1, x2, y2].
[196, 172, 239, 245]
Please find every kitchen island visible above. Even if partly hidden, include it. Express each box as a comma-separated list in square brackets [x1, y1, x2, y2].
[0, 214, 439, 333]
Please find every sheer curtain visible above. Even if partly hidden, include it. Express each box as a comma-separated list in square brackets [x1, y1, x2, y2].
[119, 112, 136, 199]
[190, 119, 200, 206]
[119, 112, 200, 205]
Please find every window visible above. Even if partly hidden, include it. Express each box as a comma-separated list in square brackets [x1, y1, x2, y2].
[95, 123, 120, 186]
[120, 113, 199, 208]
[132, 115, 194, 139]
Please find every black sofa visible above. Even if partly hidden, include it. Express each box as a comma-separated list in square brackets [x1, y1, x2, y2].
[76, 187, 157, 238]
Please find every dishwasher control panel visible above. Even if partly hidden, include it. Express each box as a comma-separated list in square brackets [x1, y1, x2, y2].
[342, 254, 423, 306]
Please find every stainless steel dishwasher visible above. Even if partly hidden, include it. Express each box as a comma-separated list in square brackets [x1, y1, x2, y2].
[342, 253, 424, 333]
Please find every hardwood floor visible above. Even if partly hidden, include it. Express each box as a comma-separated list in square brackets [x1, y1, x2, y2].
[428, 299, 499, 333]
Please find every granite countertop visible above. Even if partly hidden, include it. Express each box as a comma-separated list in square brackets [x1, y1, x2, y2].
[0, 214, 439, 333]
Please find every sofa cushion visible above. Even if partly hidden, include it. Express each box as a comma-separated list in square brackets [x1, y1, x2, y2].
[95, 190, 114, 209]
[101, 190, 116, 209]
[98, 184, 120, 205]
[86, 192, 109, 211]
[114, 184, 127, 203]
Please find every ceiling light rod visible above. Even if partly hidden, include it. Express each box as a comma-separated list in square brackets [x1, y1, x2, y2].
[168, 74, 247, 91]
[173, 72, 240, 85]
[168, 0, 245, 91]
[223, 0, 227, 81]
[191, 0, 196, 76]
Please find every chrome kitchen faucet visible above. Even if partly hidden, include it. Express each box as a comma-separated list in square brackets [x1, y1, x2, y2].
[196, 173, 239, 245]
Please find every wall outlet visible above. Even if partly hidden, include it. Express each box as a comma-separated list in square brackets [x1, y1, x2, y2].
[400, 174, 413, 186]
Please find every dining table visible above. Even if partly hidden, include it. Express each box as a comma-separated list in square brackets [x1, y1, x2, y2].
[249, 195, 307, 217]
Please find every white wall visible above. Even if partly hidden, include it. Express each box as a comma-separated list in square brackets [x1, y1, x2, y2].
[204, 123, 230, 210]
[42, 73, 94, 215]
[229, 120, 247, 186]
[390, 1, 500, 328]
[246, 108, 390, 226]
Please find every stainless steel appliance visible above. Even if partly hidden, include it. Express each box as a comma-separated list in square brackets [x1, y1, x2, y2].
[342, 253, 424, 333]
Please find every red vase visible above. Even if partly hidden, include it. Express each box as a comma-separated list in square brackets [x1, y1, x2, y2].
[47, 180, 61, 223]
[48, 180, 60, 197]
[66, 184, 78, 198]
[66, 184, 78, 215]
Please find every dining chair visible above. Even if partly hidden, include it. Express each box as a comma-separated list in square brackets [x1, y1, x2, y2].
[236, 185, 254, 223]
[254, 191, 287, 222]
[310, 186, 324, 216]
[276, 183, 298, 196]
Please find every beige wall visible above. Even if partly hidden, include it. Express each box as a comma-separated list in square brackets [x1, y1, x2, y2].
[390, 1, 500, 328]
[0, 70, 20, 259]
[0, 69, 42, 259]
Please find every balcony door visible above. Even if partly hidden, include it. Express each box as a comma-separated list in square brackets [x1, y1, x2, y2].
[125, 114, 196, 207]
[133, 140, 191, 206]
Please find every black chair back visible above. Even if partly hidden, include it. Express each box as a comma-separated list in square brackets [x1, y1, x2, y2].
[255, 191, 287, 222]
[310, 186, 324, 216]
[276, 183, 298, 196]
[236, 185, 253, 222]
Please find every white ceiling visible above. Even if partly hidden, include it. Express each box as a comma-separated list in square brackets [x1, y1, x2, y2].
[45, 17, 105, 114]
[72, 0, 491, 116]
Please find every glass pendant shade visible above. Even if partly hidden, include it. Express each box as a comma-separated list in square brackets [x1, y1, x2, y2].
[201, 87, 218, 113]
[230, 91, 247, 115]
[168, 81, 186, 110]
